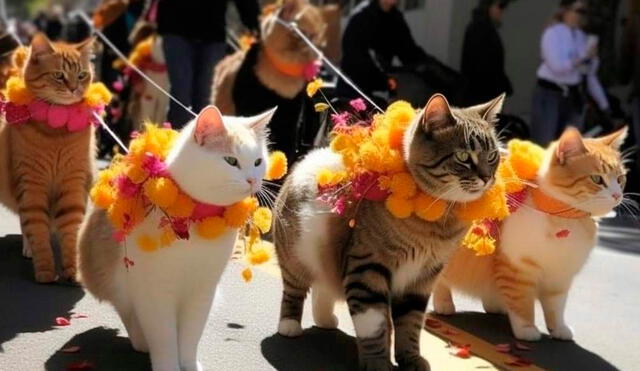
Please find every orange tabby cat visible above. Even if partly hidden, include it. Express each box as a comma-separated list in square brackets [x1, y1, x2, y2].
[0, 33, 96, 283]
[434, 127, 628, 341]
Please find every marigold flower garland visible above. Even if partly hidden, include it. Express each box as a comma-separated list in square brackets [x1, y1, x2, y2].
[306, 80, 548, 256]
[0, 75, 112, 130]
[90, 123, 287, 280]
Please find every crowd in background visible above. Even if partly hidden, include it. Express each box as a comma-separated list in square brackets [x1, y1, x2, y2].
[2, 0, 640, 185]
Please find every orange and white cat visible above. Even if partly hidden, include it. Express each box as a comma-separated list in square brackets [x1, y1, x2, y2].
[434, 127, 628, 341]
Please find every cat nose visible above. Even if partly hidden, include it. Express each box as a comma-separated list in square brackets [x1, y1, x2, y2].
[480, 176, 492, 185]
[612, 193, 621, 201]
[246, 178, 256, 186]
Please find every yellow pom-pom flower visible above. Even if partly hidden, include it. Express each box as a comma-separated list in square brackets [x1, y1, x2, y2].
[507, 140, 545, 181]
[253, 207, 272, 233]
[388, 172, 417, 198]
[306, 78, 323, 97]
[414, 192, 446, 221]
[144, 177, 179, 208]
[265, 151, 287, 180]
[164, 193, 196, 218]
[5, 76, 34, 105]
[462, 225, 496, 256]
[137, 234, 158, 252]
[248, 247, 270, 265]
[224, 197, 259, 228]
[90, 185, 115, 209]
[242, 267, 253, 282]
[385, 195, 414, 218]
[196, 217, 227, 239]
[84, 82, 113, 107]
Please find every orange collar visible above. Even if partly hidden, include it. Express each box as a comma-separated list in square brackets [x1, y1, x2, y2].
[529, 187, 591, 219]
[262, 46, 307, 78]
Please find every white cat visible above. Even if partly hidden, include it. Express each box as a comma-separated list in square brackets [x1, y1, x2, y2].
[79, 105, 275, 371]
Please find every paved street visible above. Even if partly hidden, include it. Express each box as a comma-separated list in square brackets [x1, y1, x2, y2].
[1, 206, 639, 370]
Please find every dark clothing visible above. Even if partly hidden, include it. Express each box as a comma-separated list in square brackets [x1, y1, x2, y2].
[461, 11, 512, 105]
[233, 44, 319, 163]
[620, 14, 640, 98]
[337, 1, 428, 99]
[531, 83, 584, 145]
[163, 35, 226, 128]
[157, 0, 260, 42]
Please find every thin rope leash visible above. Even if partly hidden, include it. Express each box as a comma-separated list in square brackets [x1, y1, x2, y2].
[73, 10, 198, 118]
[273, 17, 383, 113]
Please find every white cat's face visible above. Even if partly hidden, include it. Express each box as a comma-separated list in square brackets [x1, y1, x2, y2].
[166, 106, 275, 206]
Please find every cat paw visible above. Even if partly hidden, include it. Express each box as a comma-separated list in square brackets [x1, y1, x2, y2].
[62, 267, 78, 282]
[22, 243, 32, 258]
[314, 314, 339, 329]
[278, 319, 303, 337]
[35, 270, 58, 283]
[512, 325, 542, 341]
[482, 301, 506, 315]
[433, 299, 456, 315]
[397, 355, 430, 371]
[359, 357, 394, 371]
[549, 324, 574, 341]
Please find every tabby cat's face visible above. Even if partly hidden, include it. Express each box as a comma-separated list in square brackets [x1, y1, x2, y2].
[262, 0, 326, 63]
[405, 94, 504, 202]
[24, 33, 94, 105]
[541, 127, 628, 216]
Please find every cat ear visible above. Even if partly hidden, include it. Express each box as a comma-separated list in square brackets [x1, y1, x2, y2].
[75, 36, 96, 55]
[473, 93, 506, 124]
[194, 105, 226, 146]
[421, 93, 454, 132]
[598, 126, 628, 150]
[556, 127, 587, 165]
[30, 33, 54, 59]
[248, 106, 277, 133]
[280, 0, 302, 21]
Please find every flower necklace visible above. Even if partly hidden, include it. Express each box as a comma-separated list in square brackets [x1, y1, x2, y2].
[90, 123, 287, 281]
[0, 76, 112, 131]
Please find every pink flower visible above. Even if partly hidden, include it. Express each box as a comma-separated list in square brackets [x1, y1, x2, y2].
[112, 230, 126, 242]
[331, 112, 350, 127]
[353, 173, 388, 201]
[332, 196, 348, 216]
[67, 105, 91, 132]
[112, 79, 124, 92]
[191, 202, 225, 220]
[171, 218, 190, 239]
[303, 60, 321, 81]
[114, 175, 140, 198]
[142, 153, 167, 177]
[5, 103, 30, 125]
[48, 105, 69, 128]
[349, 98, 366, 112]
[28, 100, 49, 122]
[162, 122, 172, 129]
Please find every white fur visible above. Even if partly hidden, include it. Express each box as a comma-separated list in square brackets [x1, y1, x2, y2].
[352, 308, 386, 338]
[109, 109, 271, 371]
[278, 318, 303, 337]
[392, 258, 425, 294]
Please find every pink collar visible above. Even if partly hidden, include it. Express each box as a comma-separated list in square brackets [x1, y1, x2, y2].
[0, 98, 104, 132]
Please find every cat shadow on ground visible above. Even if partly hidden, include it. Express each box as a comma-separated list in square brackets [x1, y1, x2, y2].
[436, 312, 619, 371]
[261, 327, 359, 371]
[44, 327, 151, 371]
[0, 234, 84, 350]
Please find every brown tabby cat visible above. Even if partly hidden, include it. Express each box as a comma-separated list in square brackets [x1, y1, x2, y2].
[0, 33, 95, 283]
[274, 94, 505, 370]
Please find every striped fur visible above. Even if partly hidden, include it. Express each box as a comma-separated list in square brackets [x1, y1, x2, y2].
[274, 94, 504, 370]
[434, 127, 628, 341]
[0, 33, 95, 283]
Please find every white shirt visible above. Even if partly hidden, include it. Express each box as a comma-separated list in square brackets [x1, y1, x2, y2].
[537, 23, 609, 110]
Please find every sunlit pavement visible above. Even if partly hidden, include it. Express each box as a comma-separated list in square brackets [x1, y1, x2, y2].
[1, 206, 639, 370]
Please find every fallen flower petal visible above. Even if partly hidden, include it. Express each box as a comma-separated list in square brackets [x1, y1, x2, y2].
[425, 318, 442, 329]
[555, 229, 570, 238]
[67, 360, 95, 370]
[60, 345, 81, 353]
[505, 357, 533, 367]
[514, 342, 532, 351]
[55, 317, 71, 326]
[442, 328, 459, 336]
[450, 344, 471, 359]
[495, 343, 511, 353]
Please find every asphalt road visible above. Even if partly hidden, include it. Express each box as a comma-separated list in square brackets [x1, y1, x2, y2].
[1, 206, 639, 371]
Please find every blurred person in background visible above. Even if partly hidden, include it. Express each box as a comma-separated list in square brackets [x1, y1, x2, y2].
[461, 0, 512, 106]
[156, 0, 260, 128]
[531, 0, 609, 145]
[337, 0, 463, 106]
[620, 12, 640, 150]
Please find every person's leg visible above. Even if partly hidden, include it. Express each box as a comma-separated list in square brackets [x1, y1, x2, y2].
[162, 34, 195, 128]
[192, 41, 227, 113]
[561, 94, 585, 135]
[531, 86, 561, 145]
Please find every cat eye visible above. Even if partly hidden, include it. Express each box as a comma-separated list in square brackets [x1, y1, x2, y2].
[78, 71, 88, 80]
[617, 175, 627, 184]
[487, 151, 499, 163]
[52, 71, 64, 80]
[454, 151, 470, 163]
[254, 158, 262, 167]
[590, 175, 604, 185]
[224, 156, 240, 168]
